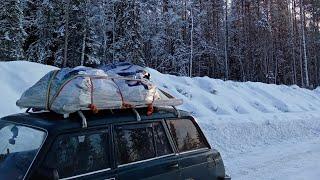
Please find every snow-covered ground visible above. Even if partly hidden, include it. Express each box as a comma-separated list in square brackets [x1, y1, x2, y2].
[1, 61, 320, 179]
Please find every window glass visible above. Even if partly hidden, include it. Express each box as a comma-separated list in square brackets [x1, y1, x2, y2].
[115, 122, 173, 165]
[0, 123, 46, 180]
[167, 119, 208, 152]
[153, 122, 173, 156]
[43, 130, 109, 178]
[115, 125, 155, 165]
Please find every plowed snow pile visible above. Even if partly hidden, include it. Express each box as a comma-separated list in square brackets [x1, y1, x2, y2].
[148, 68, 320, 153]
[1, 61, 320, 179]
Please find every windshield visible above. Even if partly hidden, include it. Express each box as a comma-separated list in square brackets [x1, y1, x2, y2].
[0, 122, 46, 180]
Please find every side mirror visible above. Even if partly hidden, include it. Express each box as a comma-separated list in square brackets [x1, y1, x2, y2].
[9, 138, 15, 145]
[9, 126, 19, 145]
[11, 126, 19, 138]
[31, 167, 59, 180]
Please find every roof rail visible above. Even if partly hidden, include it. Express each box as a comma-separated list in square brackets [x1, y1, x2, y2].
[132, 108, 141, 121]
[74, 109, 140, 128]
[172, 106, 181, 118]
[77, 111, 88, 128]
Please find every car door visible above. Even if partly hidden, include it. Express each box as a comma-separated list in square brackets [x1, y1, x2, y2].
[31, 128, 117, 180]
[113, 121, 181, 180]
[166, 118, 219, 180]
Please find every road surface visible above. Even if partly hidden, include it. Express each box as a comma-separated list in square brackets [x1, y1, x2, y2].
[225, 137, 320, 180]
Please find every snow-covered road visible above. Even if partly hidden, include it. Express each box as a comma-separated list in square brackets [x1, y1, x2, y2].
[226, 137, 320, 180]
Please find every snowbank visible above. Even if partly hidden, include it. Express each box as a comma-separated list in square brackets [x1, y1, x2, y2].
[315, 86, 320, 94]
[1, 62, 320, 179]
[0, 61, 57, 117]
[148, 69, 320, 147]
[148, 68, 320, 116]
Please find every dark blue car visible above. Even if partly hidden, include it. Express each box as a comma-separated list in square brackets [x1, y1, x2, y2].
[0, 107, 230, 180]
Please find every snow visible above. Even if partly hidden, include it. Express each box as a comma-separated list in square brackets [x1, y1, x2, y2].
[230, 138, 320, 179]
[0, 61, 320, 179]
[0, 61, 57, 117]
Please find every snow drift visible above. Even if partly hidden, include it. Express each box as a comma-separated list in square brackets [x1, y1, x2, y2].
[1, 61, 320, 179]
[145, 69, 320, 155]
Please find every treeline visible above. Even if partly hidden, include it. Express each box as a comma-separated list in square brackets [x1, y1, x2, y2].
[0, 0, 320, 88]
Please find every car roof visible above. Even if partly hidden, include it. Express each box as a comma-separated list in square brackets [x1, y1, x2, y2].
[0, 107, 190, 133]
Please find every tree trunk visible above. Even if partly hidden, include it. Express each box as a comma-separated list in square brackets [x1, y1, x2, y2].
[300, 0, 310, 87]
[224, 0, 229, 80]
[81, 0, 89, 66]
[63, 0, 70, 67]
[289, 0, 297, 84]
[102, 0, 107, 63]
[80, 33, 86, 66]
[189, 5, 194, 78]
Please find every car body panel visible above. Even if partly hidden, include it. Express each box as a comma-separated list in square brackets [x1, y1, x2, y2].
[0, 107, 228, 180]
[117, 154, 180, 180]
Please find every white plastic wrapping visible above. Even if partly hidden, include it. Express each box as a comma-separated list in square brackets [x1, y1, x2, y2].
[16, 65, 181, 115]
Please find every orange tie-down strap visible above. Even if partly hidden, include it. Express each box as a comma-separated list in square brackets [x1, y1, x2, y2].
[88, 77, 99, 114]
[112, 78, 155, 116]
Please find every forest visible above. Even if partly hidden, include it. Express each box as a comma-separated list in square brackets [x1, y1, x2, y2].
[1, 0, 320, 88]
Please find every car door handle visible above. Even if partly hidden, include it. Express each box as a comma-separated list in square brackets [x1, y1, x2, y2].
[168, 163, 179, 170]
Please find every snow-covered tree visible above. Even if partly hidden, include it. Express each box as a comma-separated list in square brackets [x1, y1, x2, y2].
[1, 0, 320, 88]
[24, 0, 64, 65]
[0, 0, 26, 61]
[112, 0, 145, 66]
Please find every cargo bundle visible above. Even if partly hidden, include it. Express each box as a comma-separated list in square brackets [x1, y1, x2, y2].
[16, 63, 182, 115]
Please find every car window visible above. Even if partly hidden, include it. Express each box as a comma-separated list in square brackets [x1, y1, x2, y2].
[0, 123, 46, 180]
[115, 122, 173, 165]
[153, 122, 173, 156]
[43, 130, 109, 178]
[167, 119, 208, 152]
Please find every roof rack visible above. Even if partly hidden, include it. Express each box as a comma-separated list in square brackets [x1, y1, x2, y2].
[132, 108, 141, 121]
[74, 106, 181, 128]
[172, 106, 181, 118]
[74, 108, 142, 129]
[26, 106, 181, 128]
[77, 111, 87, 128]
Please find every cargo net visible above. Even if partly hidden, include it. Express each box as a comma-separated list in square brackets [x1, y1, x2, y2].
[16, 63, 183, 115]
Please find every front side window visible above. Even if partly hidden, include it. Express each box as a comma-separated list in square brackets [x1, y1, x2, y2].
[167, 119, 208, 152]
[0, 122, 46, 180]
[115, 122, 173, 165]
[43, 130, 109, 179]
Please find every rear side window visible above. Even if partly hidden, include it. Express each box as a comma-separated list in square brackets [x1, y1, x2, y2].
[167, 119, 208, 152]
[153, 122, 172, 156]
[43, 130, 109, 178]
[115, 122, 173, 165]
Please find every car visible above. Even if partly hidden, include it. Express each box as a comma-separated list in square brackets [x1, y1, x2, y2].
[0, 107, 230, 180]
